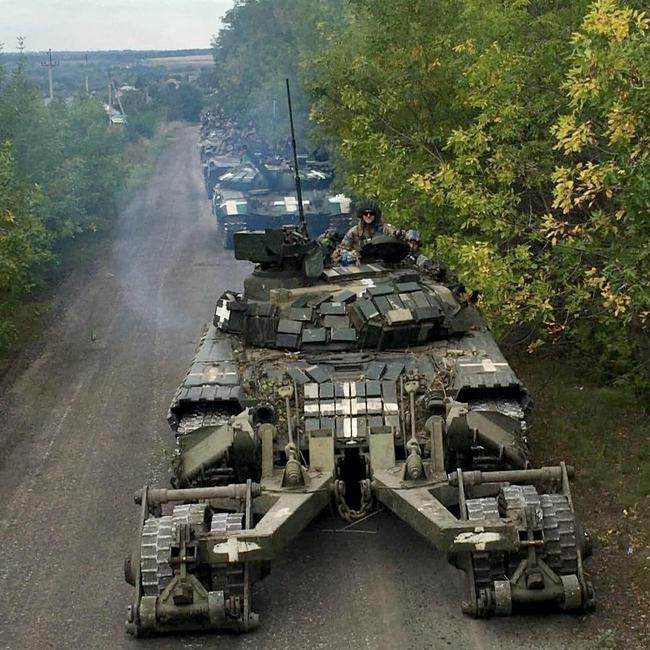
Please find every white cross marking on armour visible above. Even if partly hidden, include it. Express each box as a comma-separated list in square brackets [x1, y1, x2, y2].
[215, 301, 230, 327]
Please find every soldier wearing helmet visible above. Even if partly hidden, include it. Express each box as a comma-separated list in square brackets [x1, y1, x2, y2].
[333, 199, 398, 265]
[402, 228, 428, 267]
[404, 227, 452, 283]
[406, 229, 421, 255]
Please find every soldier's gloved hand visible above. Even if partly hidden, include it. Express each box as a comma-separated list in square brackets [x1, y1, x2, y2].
[340, 250, 357, 267]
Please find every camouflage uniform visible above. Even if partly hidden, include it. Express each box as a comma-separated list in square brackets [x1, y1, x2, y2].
[333, 199, 397, 263]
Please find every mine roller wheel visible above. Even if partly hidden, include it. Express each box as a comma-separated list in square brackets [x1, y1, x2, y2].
[140, 516, 174, 597]
[139, 504, 209, 597]
[539, 494, 578, 575]
[498, 485, 543, 574]
[466, 498, 506, 602]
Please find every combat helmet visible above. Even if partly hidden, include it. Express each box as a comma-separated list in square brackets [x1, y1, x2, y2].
[353, 198, 382, 222]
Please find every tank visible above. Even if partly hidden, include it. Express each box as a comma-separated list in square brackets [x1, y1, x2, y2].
[124, 228, 595, 636]
[212, 157, 353, 248]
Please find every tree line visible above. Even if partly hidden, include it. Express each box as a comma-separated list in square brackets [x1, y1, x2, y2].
[211, 0, 649, 388]
[0, 56, 126, 344]
[0, 53, 204, 347]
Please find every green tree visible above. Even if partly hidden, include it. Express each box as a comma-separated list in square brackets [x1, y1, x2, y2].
[211, 0, 346, 144]
[548, 0, 650, 381]
[0, 142, 50, 340]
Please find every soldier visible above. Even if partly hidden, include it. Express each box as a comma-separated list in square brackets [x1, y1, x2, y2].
[333, 199, 398, 264]
[404, 227, 452, 283]
[406, 228, 421, 253]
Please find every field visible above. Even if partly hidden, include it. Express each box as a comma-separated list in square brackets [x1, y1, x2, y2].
[145, 54, 213, 66]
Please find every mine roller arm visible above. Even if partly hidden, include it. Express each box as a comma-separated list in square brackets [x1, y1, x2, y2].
[202, 473, 332, 563]
[373, 462, 594, 617]
[373, 470, 519, 553]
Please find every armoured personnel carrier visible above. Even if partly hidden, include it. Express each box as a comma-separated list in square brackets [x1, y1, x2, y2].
[212, 157, 353, 249]
[124, 227, 595, 636]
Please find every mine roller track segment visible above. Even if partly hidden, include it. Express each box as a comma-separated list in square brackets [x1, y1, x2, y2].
[127, 484, 259, 637]
[466, 497, 505, 590]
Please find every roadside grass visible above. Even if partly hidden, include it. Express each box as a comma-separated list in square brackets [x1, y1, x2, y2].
[516, 353, 650, 506]
[512, 350, 650, 647]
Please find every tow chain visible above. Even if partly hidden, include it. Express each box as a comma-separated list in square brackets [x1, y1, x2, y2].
[334, 479, 373, 522]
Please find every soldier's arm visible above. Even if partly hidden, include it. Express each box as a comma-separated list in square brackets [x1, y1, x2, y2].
[333, 227, 359, 264]
[382, 223, 401, 237]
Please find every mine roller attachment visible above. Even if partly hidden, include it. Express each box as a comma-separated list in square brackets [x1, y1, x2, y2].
[125, 472, 333, 636]
[125, 481, 260, 637]
[451, 463, 595, 617]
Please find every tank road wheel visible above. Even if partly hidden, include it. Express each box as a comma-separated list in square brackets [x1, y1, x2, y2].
[465, 497, 507, 617]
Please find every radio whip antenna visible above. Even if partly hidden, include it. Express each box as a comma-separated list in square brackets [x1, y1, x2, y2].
[286, 78, 307, 236]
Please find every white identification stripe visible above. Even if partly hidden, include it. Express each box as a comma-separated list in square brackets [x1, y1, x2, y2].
[329, 193, 351, 212]
[458, 359, 508, 373]
[225, 201, 243, 215]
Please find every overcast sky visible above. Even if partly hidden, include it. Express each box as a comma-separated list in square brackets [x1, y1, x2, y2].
[0, 0, 234, 51]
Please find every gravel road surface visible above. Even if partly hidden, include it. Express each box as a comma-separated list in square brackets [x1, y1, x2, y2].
[0, 126, 595, 650]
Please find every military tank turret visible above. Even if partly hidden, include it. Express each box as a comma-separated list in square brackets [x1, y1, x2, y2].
[212, 156, 353, 249]
[124, 225, 595, 636]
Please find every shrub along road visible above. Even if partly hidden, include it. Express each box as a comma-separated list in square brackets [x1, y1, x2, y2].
[0, 126, 596, 649]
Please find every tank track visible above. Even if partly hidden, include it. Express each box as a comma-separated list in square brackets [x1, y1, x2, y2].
[466, 498, 505, 589]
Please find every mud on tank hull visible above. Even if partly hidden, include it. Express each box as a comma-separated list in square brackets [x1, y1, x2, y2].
[124, 230, 595, 636]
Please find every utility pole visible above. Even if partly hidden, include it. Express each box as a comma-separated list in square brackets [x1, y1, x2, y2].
[40, 48, 59, 100]
[108, 77, 113, 125]
[16, 37, 26, 73]
[84, 54, 90, 94]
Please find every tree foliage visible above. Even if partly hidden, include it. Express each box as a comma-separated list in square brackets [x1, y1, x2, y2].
[0, 55, 127, 347]
[209, 0, 650, 386]
[211, 0, 347, 144]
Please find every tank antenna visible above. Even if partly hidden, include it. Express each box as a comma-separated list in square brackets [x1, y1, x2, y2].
[286, 78, 307, 236]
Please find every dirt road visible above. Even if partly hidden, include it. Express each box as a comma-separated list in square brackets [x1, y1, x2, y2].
[0, 126, 596, 649]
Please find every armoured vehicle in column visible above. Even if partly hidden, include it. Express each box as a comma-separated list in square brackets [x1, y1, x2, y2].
[124, 225, 595, 636]
[212, 157, 353, 249]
